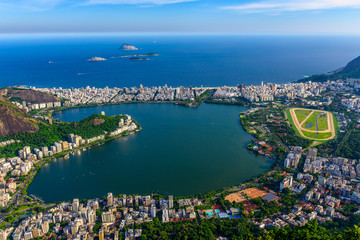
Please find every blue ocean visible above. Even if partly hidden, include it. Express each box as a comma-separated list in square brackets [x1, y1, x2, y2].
[1, 35, 360, 88]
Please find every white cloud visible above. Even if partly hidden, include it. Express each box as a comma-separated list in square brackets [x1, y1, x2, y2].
[80, 0, 195, 6]
[221, 0, 360, 13]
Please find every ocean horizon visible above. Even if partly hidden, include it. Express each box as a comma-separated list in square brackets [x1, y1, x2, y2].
[1, 35, 360, 89]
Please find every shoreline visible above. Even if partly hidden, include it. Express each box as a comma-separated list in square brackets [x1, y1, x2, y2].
[31, 103, 272, 204]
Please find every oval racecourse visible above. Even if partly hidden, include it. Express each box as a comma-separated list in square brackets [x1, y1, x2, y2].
[287, 107, 336, 141]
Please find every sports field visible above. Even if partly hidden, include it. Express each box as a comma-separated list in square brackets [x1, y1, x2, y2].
[288, 108, 336, 141]
[225, 187, 268, 203]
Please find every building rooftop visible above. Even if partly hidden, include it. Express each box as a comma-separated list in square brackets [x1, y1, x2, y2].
[262, 193, 279, 202]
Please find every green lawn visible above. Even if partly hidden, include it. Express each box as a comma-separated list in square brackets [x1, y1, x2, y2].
[294, 109, 312, 123]
[302, 130, 317, 138]
[317, 114, 329, 131]
[301, 130, 332, 140]
[301, 111, 322, 131]
[314, 132, 332, 140]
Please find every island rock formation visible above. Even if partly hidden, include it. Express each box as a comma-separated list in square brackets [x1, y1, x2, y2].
[120, 43, 138, 51]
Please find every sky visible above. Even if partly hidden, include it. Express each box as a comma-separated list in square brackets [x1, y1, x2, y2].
[1, 0, 360, 35]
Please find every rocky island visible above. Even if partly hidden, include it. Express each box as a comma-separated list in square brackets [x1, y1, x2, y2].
[120, 43, 138, 50]
[87, 57, 106, 62]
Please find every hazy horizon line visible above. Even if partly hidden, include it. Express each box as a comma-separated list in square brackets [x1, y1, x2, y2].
[1, 32, 360, 38]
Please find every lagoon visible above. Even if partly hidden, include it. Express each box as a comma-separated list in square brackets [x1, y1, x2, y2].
[28, 103, 272, 203]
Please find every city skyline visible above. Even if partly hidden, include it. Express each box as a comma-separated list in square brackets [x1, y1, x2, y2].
[1, 0, 360, 35]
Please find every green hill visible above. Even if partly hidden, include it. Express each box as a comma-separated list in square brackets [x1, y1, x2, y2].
[298, 55, 360, 83]
[341, 56, 360, 75]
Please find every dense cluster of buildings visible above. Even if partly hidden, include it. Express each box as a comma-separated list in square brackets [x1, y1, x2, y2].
[5, 78, 351, 113]
[264, 146, 360, 230]
[6, 78, 353, 112]
[283, 146, 303, 169]
[212, 81, 328, 102]
[31, 85, 206, 106]
[109, 115, 137, 137]
[6, 194, 203, 240]
[254, 201, 342, 230]
[11, 100, 62, 113]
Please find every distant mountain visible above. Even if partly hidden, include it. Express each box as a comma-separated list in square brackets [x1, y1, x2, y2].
[0, 96, 38, 137]
[341, 56, 360, 75]
[297, 55, 360, 83]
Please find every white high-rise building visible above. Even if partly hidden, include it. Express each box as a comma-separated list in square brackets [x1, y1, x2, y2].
[151, 207, 157, 218]
[87, 210, 96, 224]
[101, 211, 114, 223]
[280, 175, 293, 191]
[41, 221, 49, 234]
[73, 198, 79, 212]
[0, 230, 7, 240]
[107, 192, 113, 206]
[162, 209, 169, 223]
[168, 195, 173, 209]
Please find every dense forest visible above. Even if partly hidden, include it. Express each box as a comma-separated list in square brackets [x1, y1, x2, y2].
[135, 218, 360, 240]
[336, 127, 360, 159]
[138, 218, 263, 239]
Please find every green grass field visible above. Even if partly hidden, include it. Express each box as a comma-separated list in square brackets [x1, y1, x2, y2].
[294, 109, 312, 123]
[315, 132, 332, 139]
[317, 114, 329, 131]
[301, 131, 332, 140]
[301, 111, 320, 130]
[302, 130, 316, 138]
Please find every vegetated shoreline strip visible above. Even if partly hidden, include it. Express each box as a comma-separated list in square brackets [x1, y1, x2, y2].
[288, 107, 336, 141]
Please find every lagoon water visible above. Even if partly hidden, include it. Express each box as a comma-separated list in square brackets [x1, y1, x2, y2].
[28, 103, 272, 203]
[1, 35, 360, 88]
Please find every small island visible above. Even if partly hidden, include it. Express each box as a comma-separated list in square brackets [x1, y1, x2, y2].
[87, 57, 106, 62]
[146, 52, 159, 56]
[120, 43, 138, 50]
[120, 53, 159, 58]
[130, 57, 149, 61]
